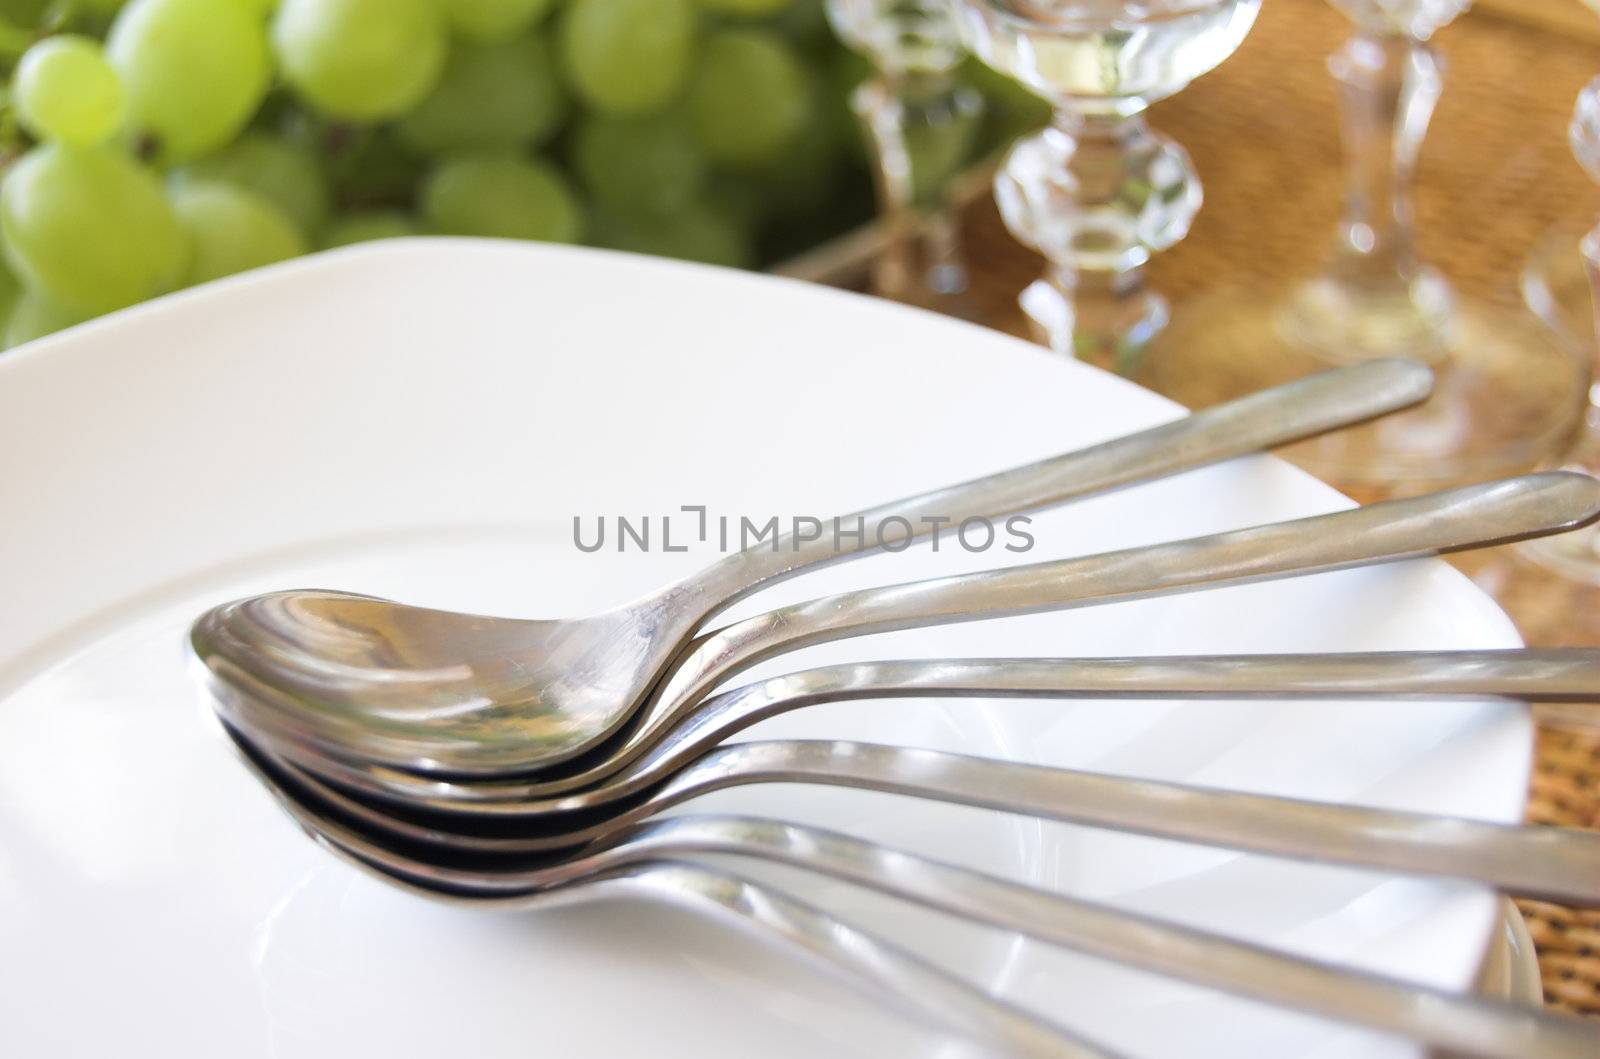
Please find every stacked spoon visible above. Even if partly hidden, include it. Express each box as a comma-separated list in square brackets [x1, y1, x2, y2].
[192, 358, 1600, 1059]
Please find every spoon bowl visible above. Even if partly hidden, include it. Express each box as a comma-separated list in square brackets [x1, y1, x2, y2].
[192, 588, 691, 769]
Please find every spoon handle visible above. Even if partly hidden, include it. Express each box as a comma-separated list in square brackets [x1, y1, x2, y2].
[591, 862, 1118, 1059]
[718, 649, 1600, 705]
[620, 648, 1600, 788]
[684, 739, 1600, 907]
[657, 473, 1600, 715]
[607, 816, 1596, 1059]
[227, 728, 1117, 1058]
[693, 358, 1432, 609]
[365, 648, 1600, 802]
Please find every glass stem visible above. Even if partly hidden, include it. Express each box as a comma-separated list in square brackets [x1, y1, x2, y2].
[1330, 32, 1438, 295]
[852, 70, 977, 306]
[1289, 30, 1453, 360]
[997, 105, 1199, 370]
[1576, 75, 1600, 406]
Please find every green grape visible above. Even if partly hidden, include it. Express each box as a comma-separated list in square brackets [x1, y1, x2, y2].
[590, 198, 752, 270]
[169, 180, 306, 285]
[770, 0, 829, 50]
[687, 29, 811, 167]
[442, 0, 554, 43]
[752, 102, 839, 220]
[695, 0, 790, 14]
[704, 172, 764, 230]
[12, 36, 125, 149]
[0, 144, 187, 313]
[572, 111, 706, 216]
[0, 0, 49, 27]
[6, 290, 93, 348]
[423, 154, 584, 243]
[319, 211, 419, 249]
[559, 0, 695, 117]
[173, 132, 329, 235]
[107, 0, 272, 163]
[0, 265, 21, 335]
[398, 33, 566, 155]
[273, 0, 446, 121]
[825, 45, 872, 165]
[325, 128, 427, 210]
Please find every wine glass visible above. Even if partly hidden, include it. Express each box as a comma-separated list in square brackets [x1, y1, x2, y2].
[1516, 79, 1600, 584]
[1523, 220, 1595, 353]
[1276, 1, 1469, 366]
[950, 0, 1260, 366]
[1143, 0, 1583, 490]
[826, 0, 985, 311]
[1522, 0, 1600, 353]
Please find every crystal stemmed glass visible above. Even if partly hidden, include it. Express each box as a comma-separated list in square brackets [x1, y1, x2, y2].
[1516, 79, 1600, 583]
[1521, 1, 1600, 353]
[1148, 0, 1582, 490]
[951, 0, 1260, 367]
[825, 0, 985, 311]
[1275, 1, 1474, 366]
[1523, 219, 1595, 353]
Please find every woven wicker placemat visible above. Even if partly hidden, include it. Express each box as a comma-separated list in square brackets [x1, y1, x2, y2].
[1522, 725, 1600, 1015]
[931, 0, 1600, 1018]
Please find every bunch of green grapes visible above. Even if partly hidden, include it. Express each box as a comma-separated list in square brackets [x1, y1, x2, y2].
[0, 0, 1047, 349]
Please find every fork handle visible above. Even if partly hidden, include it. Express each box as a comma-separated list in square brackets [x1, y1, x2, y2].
[693, 358, 1432, 609]
[683, 739, 1600, 907]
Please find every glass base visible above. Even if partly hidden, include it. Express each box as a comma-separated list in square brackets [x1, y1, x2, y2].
[1517, 525, 1600, 586]
[1120, 283, 1586, 491]
[875, 263, 986, 321]
[1522, 222, 1595, 351]
[1280, 269, 1455, 365]
[1020, 275, 1170, 375]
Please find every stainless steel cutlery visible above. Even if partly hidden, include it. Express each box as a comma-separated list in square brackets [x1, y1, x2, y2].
[193, 358, 1432, 776]
[195, 359, 1600, 1057]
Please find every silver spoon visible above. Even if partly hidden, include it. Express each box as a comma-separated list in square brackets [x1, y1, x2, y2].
[217, 648, 1600, 809]
[202, 471, 1600, 792]
[233, 733, 1597, 1059]
[228, 734, 1119, 1058]
[190, 359, 1432, 776]
[232, 705, 1600, 906]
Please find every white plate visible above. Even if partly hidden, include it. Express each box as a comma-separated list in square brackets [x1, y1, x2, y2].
[0, 240, 1528, 1058]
